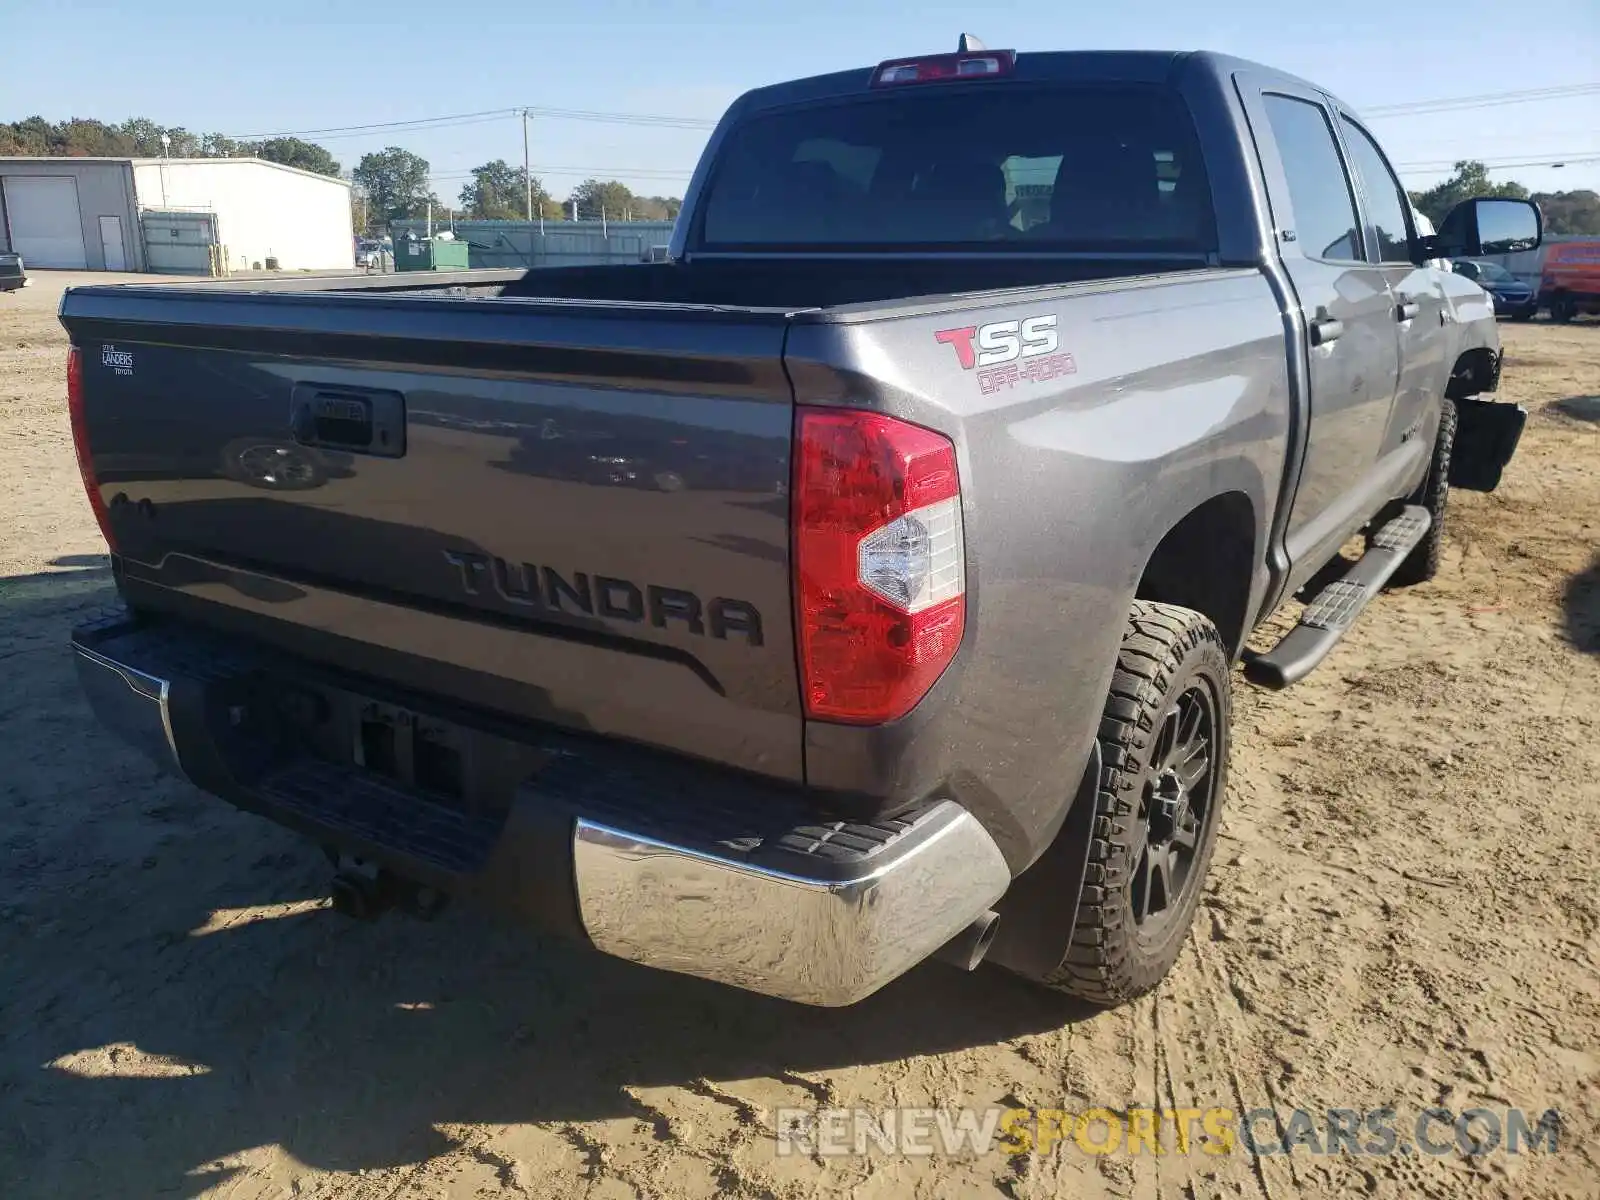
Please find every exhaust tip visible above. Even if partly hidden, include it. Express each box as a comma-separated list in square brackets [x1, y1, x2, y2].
[933, 909, 1000, 972]
[330, 873, 382, 921]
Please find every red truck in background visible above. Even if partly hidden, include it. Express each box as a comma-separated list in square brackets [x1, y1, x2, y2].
[1539, 239, 1600, 322]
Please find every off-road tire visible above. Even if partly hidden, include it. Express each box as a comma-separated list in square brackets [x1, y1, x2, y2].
[1041, 600, 1231, 1007]
[1386, 398, 1456, 587]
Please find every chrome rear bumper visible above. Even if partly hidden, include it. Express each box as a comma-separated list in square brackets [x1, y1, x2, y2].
[72, 630, 1010, 1007]
[73, 643, 187, 778]
[574, 804, 1009, 1006]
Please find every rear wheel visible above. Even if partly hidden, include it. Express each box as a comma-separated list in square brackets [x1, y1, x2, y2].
[1034, 601, 1230, 1007]
[1551, 293, 1577, 323]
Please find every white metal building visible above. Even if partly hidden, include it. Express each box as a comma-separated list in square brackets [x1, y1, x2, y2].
[0, 157, 353, 273]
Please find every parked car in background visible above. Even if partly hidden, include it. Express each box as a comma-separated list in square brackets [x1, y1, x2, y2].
[0, 251, 29, 292]
[1539, 239, 1600, 322]
[354, 239, 386, 269]
[1452, 258, 1538, 321]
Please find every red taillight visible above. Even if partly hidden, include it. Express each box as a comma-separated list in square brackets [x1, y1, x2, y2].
[67, 347, 116, 551]
[794, 408, 966, 724]
[872, 51, 1015, 87]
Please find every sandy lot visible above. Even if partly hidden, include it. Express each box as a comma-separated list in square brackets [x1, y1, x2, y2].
[2, 271, 1597, 1200]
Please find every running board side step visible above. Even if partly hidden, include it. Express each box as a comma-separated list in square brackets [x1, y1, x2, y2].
[1244, 505, 1431, 690]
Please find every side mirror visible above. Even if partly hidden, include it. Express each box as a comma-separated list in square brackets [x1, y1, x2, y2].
[1432, 197, 1542, 259]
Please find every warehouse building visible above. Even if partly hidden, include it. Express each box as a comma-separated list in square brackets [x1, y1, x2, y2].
[0, 157, 353, 273]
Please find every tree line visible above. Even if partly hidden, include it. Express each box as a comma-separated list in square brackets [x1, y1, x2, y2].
[1, 116, 683, 235]
[1, 115, 342, 175]
[1409, 161, 1599, 237]
[356, 147, 681, 231]
[7, 119, 1594, 237]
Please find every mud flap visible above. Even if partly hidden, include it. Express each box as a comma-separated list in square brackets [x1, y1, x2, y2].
[1449, 397, 1526, 493]
[985, 742, 1101, 980]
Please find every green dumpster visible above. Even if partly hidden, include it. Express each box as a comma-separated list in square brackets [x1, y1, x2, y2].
[394, 237, 471, 271]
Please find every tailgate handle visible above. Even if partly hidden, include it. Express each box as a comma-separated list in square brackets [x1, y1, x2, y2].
[290, 386, 406, 458]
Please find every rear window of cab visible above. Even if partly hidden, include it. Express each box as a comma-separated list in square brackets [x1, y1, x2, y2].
[696, 84, 1218, 254]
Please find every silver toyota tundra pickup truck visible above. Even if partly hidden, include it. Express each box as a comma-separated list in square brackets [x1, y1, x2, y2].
[61, 42, 1540, 1007]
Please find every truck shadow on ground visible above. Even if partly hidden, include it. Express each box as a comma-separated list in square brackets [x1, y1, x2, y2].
[0, 564, 1088, 1199]
[1565, 554, 1600, 655]
[1551, 394, 1600, 423]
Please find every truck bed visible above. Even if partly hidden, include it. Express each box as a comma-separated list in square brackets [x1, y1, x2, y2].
[101, 254, 1214, 309]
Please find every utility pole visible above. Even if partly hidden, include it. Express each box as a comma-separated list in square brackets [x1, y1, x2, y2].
[521, 108, 533, 222]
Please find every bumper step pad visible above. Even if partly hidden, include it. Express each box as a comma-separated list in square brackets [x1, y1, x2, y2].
[258, 758, 501, 873]
[523, 750, 926, 881]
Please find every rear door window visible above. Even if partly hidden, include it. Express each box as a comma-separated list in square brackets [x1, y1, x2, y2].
[698, 84, 1217, 253]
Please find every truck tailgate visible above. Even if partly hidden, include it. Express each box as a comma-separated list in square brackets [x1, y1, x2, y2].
[62, 290, 801, 779]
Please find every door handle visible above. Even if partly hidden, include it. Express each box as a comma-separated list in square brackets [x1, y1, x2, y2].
[1309, 316, 1343, 346]
[1396, 301, 1419, 322]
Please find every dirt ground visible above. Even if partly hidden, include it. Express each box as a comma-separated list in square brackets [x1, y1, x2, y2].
[2, 271, 1597, 1200]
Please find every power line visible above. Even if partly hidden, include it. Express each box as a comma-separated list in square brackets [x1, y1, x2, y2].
[230, 81, 1597, 147]
[225, 108, 516, 140]
[1364, 82, 1600, 118]
[1394, 129, 1600, 151]
[1395, 157, 1600, 181]
[240, 82, 1600, 196]
[517, 105, 715, 130]
[287, 114, 519, 142]
[227, 103, 716, 143]
[1363, 81, 1600, 114]
[1393, 152, 1600, 169]
[432, 164, 693, 181]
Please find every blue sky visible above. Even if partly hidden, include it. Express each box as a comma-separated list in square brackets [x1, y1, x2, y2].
[4, 0, 1597, 202]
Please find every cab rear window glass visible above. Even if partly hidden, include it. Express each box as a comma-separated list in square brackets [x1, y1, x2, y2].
[698, 85, 1217, 253]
